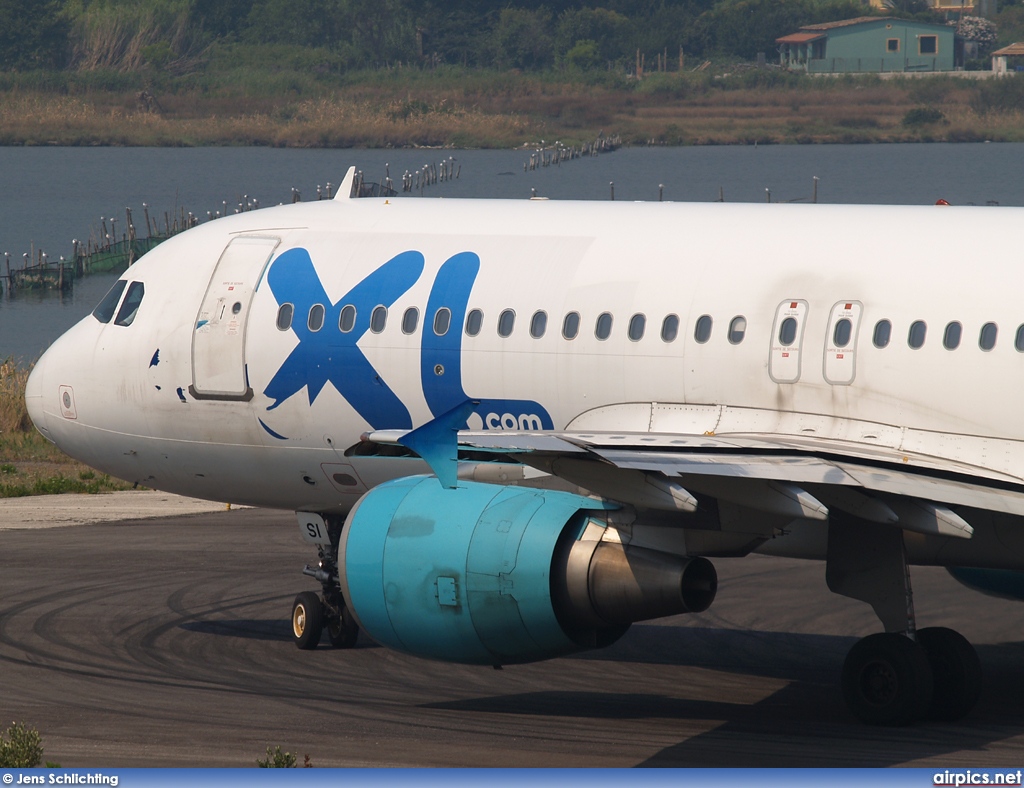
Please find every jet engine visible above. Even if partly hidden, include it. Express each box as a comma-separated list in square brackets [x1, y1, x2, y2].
[947, 566, 1024, 601]
[338, 476, 717, 665]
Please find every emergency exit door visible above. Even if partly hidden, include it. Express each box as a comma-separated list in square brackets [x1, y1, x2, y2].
[769, 300, 809, 384]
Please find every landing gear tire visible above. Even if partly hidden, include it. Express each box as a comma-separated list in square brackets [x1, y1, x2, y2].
[917, 626, 981, 722]
[292, 591, 323, 650]
[327, 605, 359, 649]
[842, 632, 933, 726]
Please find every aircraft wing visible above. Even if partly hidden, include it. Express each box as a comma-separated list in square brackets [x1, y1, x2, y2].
[465, 430, 1024, 517]
[392, 428, 1024, 538]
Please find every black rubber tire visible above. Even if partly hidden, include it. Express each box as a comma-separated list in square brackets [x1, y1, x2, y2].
[842, 632, 933, 726]
[917, 626, 982, 722]
[292, 591, 323, 650]
[327, 605, 359, 649]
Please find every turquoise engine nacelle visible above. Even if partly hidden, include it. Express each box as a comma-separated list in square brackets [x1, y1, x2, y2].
[337, 476, 608, 666]
[338, 476, 718, 666]
[948, 566, 1024, 601]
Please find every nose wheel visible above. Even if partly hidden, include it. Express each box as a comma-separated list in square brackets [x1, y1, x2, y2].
[292, 591, 323, 650]
[291, 590, 360, 650]
[326, 603, 359, 649]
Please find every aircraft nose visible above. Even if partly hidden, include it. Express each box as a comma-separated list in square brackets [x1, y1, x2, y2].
[24, 355, 48, 439]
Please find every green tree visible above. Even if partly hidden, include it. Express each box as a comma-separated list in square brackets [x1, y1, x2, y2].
[243, 0, 414, 65]
[243, 0, 348, 47]
[193, 0, 251, 38]
[346, 0, 416, 64]
[493, 7, 554, 69]
[554, 7, 631, 67]
[690, 0, 863, 60]
[564, 38, 602, 69]
[0, 0, 70, 69]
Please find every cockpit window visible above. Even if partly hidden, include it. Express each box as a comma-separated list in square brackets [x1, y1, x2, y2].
[92, 280, 127, 324]
[114, 281, 145, 327]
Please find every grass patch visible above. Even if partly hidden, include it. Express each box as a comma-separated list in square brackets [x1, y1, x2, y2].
[0, 359, 134, 498]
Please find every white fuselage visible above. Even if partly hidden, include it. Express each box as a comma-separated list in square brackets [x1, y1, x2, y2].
[25, 197, 1024, 521]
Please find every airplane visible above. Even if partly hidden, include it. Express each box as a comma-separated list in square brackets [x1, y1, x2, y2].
[24, 166, 1024, 727]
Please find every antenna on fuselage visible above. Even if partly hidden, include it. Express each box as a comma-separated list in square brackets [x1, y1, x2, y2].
[336, 166, 356, 201]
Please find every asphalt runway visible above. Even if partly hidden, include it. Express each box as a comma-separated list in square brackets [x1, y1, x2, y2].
[5, 506, 1024, 767]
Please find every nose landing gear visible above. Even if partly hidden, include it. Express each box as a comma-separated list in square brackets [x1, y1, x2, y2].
[291, 512, 360, 651]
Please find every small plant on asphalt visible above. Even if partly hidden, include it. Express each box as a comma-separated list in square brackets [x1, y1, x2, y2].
[0, 721, 44, 768]
[256, 745, 297, 768]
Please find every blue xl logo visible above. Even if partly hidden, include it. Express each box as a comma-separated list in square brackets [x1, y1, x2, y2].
[262, 248, 553, 436]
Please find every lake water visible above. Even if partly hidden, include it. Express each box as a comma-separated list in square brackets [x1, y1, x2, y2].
[2, 143, 1023, 363]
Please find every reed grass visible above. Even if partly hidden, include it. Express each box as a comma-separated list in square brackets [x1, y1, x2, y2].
[1, 65, 1023, 146]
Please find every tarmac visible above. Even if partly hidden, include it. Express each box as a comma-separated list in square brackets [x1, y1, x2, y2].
[4, 492, 1024, 766]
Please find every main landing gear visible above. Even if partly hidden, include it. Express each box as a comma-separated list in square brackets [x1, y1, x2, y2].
[290, 513, 359, 651]
[828, 517, 981, 725]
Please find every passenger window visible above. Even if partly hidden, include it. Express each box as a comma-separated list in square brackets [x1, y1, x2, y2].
[562, 311, 580, 340]
[661, 314, 679, 343]
[1016, 324, 1024, 352]
[114, 281, 145, 327]
[778, 316, 798, 346]
[530, 310, 547, 338]
[694, 315, 712, 344]
[833, 318, 852, 348]
[980, 322, 997, 351]
[873, 319, 891, 348]
[465, 308, 482, 337]
[595, 312, 613, 340]
[908, 320, 927, 349]
[728, 316, 746, 345]
[943, 321, 962, 350]
[93, 280, 127, 324]
[497, 309, 515, 338]
[339, 304, 356, 333]
[307, 304, 325, 332]
[402, 307, 419, 335]
[370, 305, 387, 333]
[628, 314, 645, 342]
[433, 307, 451, 336]
[276, 303, 294, 331]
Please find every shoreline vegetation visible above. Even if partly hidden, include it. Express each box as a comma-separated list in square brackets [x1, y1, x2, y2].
[5, 1, 1024, 148]
[0, 360, 132, 497]
[2, 67, 1024, 148]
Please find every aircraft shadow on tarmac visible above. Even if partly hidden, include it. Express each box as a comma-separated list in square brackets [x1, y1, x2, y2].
[178, 618, 383, 649]
[423, 624, 1024, 766]
[179, 619, 294, 641]
[176, 615, 1024, 764]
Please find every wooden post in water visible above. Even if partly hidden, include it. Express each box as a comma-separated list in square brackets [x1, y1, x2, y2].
[610, 181, 615, 201]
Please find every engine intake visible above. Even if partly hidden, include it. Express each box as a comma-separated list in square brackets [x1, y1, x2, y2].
[338, 476, 716, 666]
